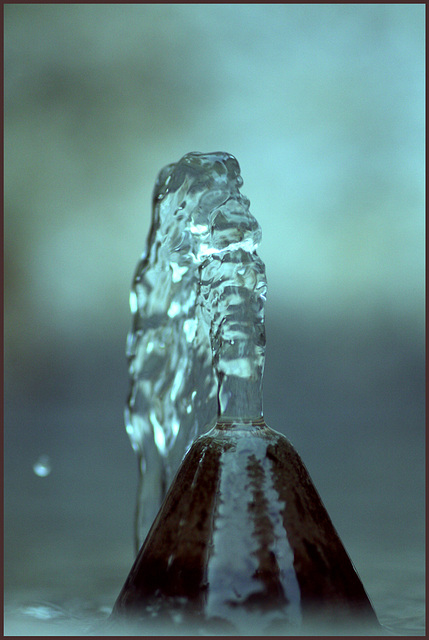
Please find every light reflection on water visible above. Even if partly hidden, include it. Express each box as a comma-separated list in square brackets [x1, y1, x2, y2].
[3, 605, 424, 637]
[4, 567, 425, 637]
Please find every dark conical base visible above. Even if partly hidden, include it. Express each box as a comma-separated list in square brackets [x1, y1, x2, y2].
[112, 421, 378, 633]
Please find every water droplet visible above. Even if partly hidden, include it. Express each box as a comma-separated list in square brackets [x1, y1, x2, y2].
[33, 454, 51, 477]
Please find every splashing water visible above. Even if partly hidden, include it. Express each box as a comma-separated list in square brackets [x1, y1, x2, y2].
[114, 151, 380, 633]
[125, 152, 263, 549]
[199, 247, 266, 420]
[4, 153, 425, 636]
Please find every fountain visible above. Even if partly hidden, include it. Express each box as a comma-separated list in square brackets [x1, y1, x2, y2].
[112, 152, 379, 634]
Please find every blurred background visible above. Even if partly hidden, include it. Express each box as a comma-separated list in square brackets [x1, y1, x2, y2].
[4, 4, 425, 635]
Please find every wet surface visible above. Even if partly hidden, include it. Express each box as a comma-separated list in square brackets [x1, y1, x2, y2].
[4, 4, 424, 636]
[4, 316, 425, 635]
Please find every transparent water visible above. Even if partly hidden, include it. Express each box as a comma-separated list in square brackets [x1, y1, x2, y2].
[4, 152, 424, 636]
[109, 152, 423, 634]
[125, 151, 265, 549]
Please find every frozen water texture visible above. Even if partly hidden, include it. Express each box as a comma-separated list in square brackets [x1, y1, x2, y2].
[126, 152, 266, 548]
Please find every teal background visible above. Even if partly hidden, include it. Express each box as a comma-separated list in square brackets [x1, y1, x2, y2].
[4, 4, 425, 634]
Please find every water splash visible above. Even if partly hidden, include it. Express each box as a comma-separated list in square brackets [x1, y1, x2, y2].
[115, 152, 386, 633]
[126, 151, 263, 549]
[199, 247, 267, 420]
